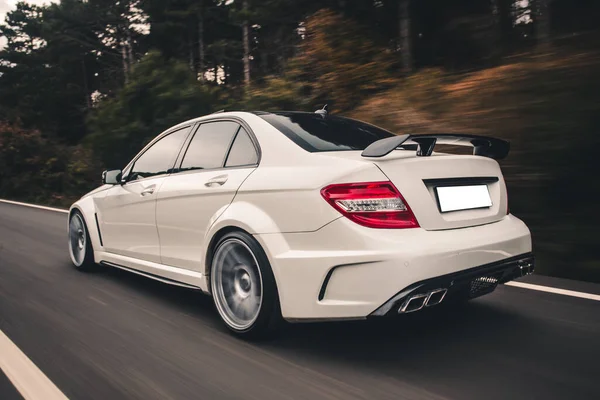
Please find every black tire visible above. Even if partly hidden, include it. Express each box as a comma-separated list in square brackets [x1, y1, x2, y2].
[68, 210, 96, 271]
[209, 231, 282, 339]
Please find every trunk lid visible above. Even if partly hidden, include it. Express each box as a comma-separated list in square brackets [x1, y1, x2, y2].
[323, 151, 508, 230]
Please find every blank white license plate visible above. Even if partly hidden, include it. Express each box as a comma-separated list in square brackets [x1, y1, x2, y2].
[436, 185, 492, 213]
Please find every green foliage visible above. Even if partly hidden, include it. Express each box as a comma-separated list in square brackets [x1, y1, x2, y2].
[0, 0, 131, 143]
[232, 76, 312, 111]
[86, 51, 216, 169]
[290, 9, 397, 111]
[0, 122, 100, 206]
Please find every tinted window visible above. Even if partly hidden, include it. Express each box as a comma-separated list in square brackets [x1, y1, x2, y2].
[259, 112, 394, 152]
[225, 127, 258, 167]
[180, 121, 239, 170]
[129, 127, 190, 181]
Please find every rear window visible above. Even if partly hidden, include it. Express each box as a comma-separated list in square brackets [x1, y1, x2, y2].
[180, 121, 239, 170]
[225, 127, 258, 167]
[259, 112, 394, 152]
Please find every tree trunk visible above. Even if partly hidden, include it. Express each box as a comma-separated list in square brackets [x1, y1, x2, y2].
[198, 9, 205, 82]
[498, 0, 514, 51]
[121, 44, 129, 84]
[81, 58, 91, 109]
[533, 0, 551, 50]
[120, 23, 133, 84]
[399, 0, 412, 73]
[189, 33, 195, 74]
[260, 47, 268, 76]
[491, 0, 513, 58]
[242, 0, 251, 86]
[276, 28, 285, 73]
[491, 0, 502, 58]
[126, 28, 134, 67]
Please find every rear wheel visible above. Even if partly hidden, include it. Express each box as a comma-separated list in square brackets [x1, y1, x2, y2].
[210, 231, 281, 338]
[68, 211, 95, 271]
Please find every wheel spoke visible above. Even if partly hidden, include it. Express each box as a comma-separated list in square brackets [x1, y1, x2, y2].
[223, 246, 244, 266]
[68, 214, 86, 266]
[211, 238, 263, 330]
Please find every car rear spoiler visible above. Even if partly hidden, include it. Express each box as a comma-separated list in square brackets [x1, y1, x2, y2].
[361, 134, 510, 160]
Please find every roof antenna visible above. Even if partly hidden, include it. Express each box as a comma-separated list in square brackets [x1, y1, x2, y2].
[314, 104, 329, 116]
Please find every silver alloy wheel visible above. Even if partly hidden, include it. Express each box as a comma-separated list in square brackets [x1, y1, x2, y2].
[68, 213, 86, 267]
[211, 238, 263, 331]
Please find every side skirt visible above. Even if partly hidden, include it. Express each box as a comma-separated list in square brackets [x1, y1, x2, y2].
[100, 261, 203, 290]
[95, 251, 209, 292]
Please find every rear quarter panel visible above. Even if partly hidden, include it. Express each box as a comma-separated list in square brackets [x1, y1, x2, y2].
[217, 113, 392, 234]
[225, 160, 388, 234]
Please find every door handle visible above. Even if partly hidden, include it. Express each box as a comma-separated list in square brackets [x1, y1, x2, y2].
[140, 186, 155, 196]
[205, 175, 228, 187]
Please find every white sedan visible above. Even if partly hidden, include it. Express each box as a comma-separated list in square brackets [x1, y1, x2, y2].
[68, 109, 533, 337]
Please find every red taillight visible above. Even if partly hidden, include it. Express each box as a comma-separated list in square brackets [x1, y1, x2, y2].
[320, 181, 419, 229]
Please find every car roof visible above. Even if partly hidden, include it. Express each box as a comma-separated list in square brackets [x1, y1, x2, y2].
[172, 110, 340, 129]
[199, 110, 357, 118]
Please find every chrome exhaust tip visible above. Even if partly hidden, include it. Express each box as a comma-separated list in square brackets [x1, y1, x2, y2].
[399, 288, 448, 313]
[425, 288, 447, 307]
[399, 293, 428, 313]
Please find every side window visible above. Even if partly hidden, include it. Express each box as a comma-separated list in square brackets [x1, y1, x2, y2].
[180, 121, 239, 170]
[225, 127, 258, 167]
[129, 126, 190, 181]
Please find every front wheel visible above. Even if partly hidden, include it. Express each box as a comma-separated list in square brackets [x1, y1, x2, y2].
[210, 231, 282, 338]
[68, 211, 95, 271]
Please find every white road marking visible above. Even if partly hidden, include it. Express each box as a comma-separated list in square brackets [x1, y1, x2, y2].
[0, 199, 68, 214]
[0, 329, 69, 400]
[505, 281, 600, 302]
[1, 199, 599, 303]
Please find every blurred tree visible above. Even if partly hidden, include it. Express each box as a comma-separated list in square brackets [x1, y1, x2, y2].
[552, 0, 600, 36]
[490, 0, 516, 56]
[289, 9, 396, 111]
[140, 0, 242, 83]
[244, 0, 312, 80]
[0, 1, 103, 143]
[0, 121, 99, 204]
[531, 0, 551, 50]
[86, 51, 215, 168]
[85, 0, 149, 83]
[242, 0, 250, 85]
[412, 0, 505, 69]
[236, 76, 311, 111]
[398, 0, 412, 72]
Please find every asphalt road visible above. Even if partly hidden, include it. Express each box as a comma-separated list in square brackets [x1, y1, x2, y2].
[1, 202, 599, 400]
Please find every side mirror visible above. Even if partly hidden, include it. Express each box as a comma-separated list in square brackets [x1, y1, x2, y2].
[102, 169, 122, 185]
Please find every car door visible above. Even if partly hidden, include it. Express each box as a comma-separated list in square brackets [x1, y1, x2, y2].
[98, 126, 191, 263]
[156, 120, 259, 270]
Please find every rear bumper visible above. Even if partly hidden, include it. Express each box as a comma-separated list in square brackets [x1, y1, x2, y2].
[370, 252, 534, 317]
[254, 214, 532, 321]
